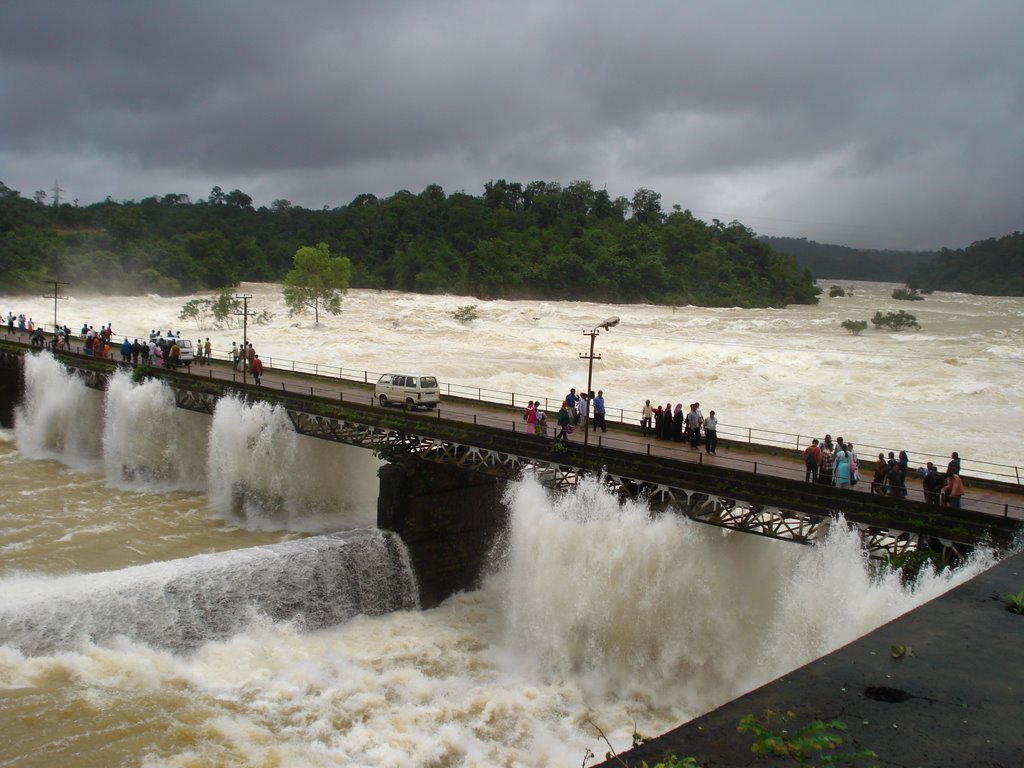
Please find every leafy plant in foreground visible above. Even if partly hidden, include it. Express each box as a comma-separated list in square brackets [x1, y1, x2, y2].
[1007, 590, 1024, 614]
[737, 710, 876, 766]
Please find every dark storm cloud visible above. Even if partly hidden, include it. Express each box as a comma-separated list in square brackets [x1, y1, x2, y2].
[1, 0, 1022, 249]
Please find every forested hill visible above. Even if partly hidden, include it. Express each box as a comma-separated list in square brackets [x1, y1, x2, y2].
[907, 232, 1024, 296]
[0, 179, 818, 308]
[761, 236, 937, 283]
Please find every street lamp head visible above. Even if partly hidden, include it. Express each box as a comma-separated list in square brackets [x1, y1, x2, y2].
[599, 316, 620, 330]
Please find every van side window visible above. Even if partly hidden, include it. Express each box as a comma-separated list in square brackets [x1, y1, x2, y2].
[408, 377, 418, 387]
[393, 375, 403, 386]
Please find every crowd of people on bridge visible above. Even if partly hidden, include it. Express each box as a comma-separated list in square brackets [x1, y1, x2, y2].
[802, 435, 965, 506]
[6, 307, 973, 502]
[5, 306, 268, 384]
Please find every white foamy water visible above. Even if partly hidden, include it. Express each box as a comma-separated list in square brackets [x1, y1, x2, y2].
[6, 280, 1024, 468]
[206, 396, 382, 532]
[103, 369, 209, 491]
[0, 471, 996, 767]
[0, 284, 1017, 765]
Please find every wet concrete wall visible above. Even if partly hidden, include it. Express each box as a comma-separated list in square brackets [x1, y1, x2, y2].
[377, 460, 509, 609]
[0, 353, 21, 428]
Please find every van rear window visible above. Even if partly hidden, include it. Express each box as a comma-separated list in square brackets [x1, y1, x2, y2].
[420, 377, 438, 388]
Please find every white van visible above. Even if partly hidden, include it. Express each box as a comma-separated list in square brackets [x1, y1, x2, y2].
[149, 332, 194, 368]
[375, 373, 440, 409]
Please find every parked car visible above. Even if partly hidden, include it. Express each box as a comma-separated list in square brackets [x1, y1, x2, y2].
[374, 373, 440, 409]
[150, 332, 194, 369]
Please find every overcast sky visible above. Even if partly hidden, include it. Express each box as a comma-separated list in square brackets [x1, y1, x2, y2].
[2, 1, 1022, 250]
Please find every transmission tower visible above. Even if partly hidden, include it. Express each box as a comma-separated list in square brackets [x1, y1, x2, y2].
[51, 179, 64, 224]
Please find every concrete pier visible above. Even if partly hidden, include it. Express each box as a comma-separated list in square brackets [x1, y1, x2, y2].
[377, 460, 509, 608]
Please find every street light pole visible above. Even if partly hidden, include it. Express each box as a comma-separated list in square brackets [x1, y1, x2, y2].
[235, 293, 253, 385]
[43, 280, 69, 336]
[579, 315, 619, 474]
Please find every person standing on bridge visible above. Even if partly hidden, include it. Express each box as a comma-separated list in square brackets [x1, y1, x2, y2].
[672, 403, 684, 442]
[898, 450, 910, 497]
[641, 399, 653, 437]
[704, 410, 718, 454]
[871, 453, 887, 494]
[818, 442, 835, 486]
[846, 442, 860, 485]
[946, 451, 961, 477]
[922, 462, 944, 504]
[943, 471, 965, 508]
[251, 354, 264, 385]
[803, 439, 821, 482]
[593, 390, 607, 432]
[524, 400, 538, 433]
[833, 444, 852, 488]
[685, 403, 702, 449]
[565, 388, 578, 423]
[884, 460, 903, 496]
[556, 401, 572, 441]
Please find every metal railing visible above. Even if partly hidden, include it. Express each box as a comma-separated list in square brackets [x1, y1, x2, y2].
[246, 346, 1022, 488]
[191, 368, 1024, 520]
[6, 328, 1023, 491]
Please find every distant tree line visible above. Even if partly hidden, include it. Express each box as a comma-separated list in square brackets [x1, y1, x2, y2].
[761, 236, 937, 283]
[766, 233, 1024, 297]
[0, 179, 819, 308]
[907, 232, 1024, 296]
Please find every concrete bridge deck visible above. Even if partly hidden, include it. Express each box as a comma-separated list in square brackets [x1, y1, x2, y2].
[3, 339, 1022, 559]
[16, 335, 1019, 518]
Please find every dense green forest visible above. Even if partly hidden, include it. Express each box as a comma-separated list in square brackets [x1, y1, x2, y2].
[0, 179, 819, 308]
[760, 236, 937, 283]
[907, 233, 1024, 296]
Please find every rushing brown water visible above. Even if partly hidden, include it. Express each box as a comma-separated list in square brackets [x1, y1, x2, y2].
[0, 282, 1015, 766]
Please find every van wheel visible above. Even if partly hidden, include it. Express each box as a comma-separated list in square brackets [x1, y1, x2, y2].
[378, 394, 389, 407]
[405, 398, 415, 409]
